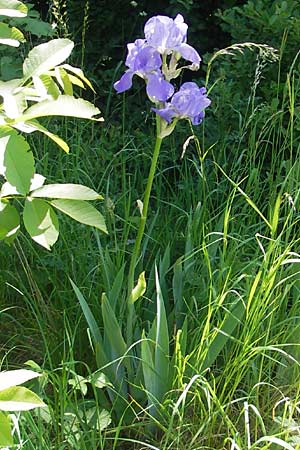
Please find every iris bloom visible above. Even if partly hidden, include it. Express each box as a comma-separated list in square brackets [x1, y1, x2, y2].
[152, 82, 211, 125]
[144, 14, 201, 70]
[113, 38, 174, 102]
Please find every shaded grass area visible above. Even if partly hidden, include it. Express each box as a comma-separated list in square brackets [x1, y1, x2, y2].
[1, 49, 300, 449]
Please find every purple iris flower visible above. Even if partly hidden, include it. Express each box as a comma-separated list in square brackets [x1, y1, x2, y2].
[114, 38, 174, 102]
[144, 14, 201, 69]
[152, 82, 211, 125]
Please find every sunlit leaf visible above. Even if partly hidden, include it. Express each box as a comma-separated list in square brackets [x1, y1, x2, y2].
[23, 39, 74, 80]
[0, 23, 25, 47]
[31, 183, 102, 200]
[0, 369, 41, 391]
[14, 119, 69, 152]
[0, 130, 34, 195]
[12, 96, 102, 122]
[23, 198, 59, 250]
[51, 199, 107, 233]
[0, 201, 20, 242]
[0, 411, 12, 446]
[0, 386, 45, 411]
[0, 0, 27, 17]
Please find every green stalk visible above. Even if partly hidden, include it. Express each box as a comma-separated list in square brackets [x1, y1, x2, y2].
[127, 115, 163, 345]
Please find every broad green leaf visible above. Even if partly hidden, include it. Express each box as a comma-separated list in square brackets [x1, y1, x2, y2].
[1, 174, 45, 197]
[55, 67, 73, 95]
[0, 23, 25, 47]
[0, 386, 45, 411]
[51, 199, 107, 233]
[31, 183, 102, 200]
[15, 120, 69, 153]
[0, 411, 12, 447]
[0, 369, 40, 391]
[0, 201, 20, 241]
[130, 271, 146, 303]
[29, 173, 45, 191]
[13, 95, 103, 122]
[0, 131, 34, 195]
[101, 293, 128, 363]
[0, 0, 27, 17]
[0, 79, 26, 118]
[23, 39, 74, 81]
[62, 64, 95, 91]
[39, 74, 60, 98]
[23, 198, 59, 250]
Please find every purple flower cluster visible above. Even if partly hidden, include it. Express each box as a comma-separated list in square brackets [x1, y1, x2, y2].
[114, 14, 210, 128]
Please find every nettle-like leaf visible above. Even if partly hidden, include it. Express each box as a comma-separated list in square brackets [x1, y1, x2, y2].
[23, 39, 74, 81]
[0, 22, 25, 47]
[0, 201, 20, 242]
[0, 386, 45, 411]
[0, 130, 34, 195]
[51, 199, 107, 233]
[23, 198, 59, 250]
[0, 0, 27, 17]
[31, 183, 102, 200]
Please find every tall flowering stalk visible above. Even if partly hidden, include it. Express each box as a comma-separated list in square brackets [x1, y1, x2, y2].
[114, 14, 211, 344]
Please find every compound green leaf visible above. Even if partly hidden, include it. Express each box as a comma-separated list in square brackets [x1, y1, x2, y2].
[31, 183, 102, 200]
[0, 411, 12, 447]
[0, 201, 20, 241]
[0, 386, 45, 411]
[23, 198, 59, 250]
[0, 131, 34, 195]
[23, 39, 74, 80]
[0, 0, 27, 17]
[51, 199, 107, 233]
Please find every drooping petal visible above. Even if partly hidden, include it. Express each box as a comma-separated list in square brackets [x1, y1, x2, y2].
[192, 111, 205, 125]
[152, 104, 176, 123]
[146, 73, 174, 102]
[176, 43, 201, 67]
[114, 70, 134, 93]
[134, 46, 162, 74]
[153, 81, 211, 125]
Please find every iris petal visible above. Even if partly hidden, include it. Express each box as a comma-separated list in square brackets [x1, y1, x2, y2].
[146, 73, 174, 102]
[177, 43, 201, 67]
[114, 71, 134, 93]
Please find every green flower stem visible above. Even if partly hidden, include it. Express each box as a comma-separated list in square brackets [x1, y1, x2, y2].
[127, 115, 163, 345]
